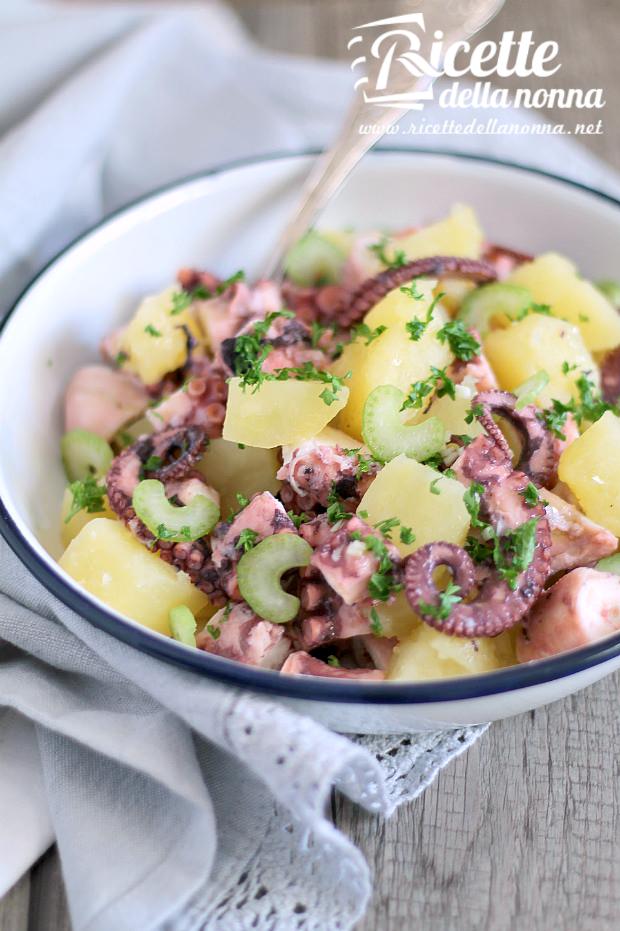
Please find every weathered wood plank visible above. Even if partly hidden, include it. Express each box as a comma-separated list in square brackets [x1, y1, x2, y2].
[335, 671, 620, 931]
[0, 876, 29, 931]
[28, 850, 70, 931]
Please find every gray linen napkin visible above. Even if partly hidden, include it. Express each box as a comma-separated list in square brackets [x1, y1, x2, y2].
[0, 3, 617, 929]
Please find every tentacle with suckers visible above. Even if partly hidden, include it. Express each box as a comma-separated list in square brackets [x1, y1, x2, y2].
[403, 400, 552, 638]
[340, 256, 498, 326]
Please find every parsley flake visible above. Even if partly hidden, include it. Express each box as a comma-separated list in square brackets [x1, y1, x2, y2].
[144, 324, 162, 338]
[236, 528, 259, 553]
[436, 320, 481, 361]
[370, 607, 384, 636]
[418, 582, 462, 620]
[64, 477, 106, 524]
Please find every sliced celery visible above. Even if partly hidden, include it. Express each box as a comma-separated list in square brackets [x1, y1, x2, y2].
[596, 554, 620, 575]
[237, 533, 312, 623]
[514, 370, 550, 409]
[458, 283, 533, 337]
[169, 605, 197, 646]
[61, 428, 113, 481]
[362, 385, 445, 463]
[132, 479, 219, 542]
[284, 230, 346, 287]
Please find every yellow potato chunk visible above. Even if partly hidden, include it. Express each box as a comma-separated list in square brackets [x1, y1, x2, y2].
[508, 252, 620, 352]
[387, 204, 484, 263]
[197, 438, 281, 516]
[59, 518, 209, 635]
[484, 314, 599, 407]
[357, 455, 470, 557]
[387, 624, 517, 681]
[331, 281, 452, 439]
[223, 377, 349, 448]
[372, 591, 421, 639]
[60, 487, 115, 549]
[121, 286, 203, 385]
[417, 383, 484, 440]
[558, 411, 620, 536]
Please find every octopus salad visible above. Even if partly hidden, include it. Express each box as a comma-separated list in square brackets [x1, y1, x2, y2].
[58, 204, 620, 682]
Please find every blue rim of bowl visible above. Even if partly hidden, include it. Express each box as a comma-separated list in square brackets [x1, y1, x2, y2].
[2, 146, 620, 704]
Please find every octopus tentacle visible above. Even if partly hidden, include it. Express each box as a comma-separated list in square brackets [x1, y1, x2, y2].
[474, 389, 556, 488]
[342, 256, 497, 326]
[105, 426, 225, 602]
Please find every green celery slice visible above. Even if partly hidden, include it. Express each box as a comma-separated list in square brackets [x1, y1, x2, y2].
[284, 230, 346, 287]
[61, 428, 114, 481]
[595, 554, 620, 575]
[458, 283, 533, 338]
[169, 605, 197, 646]
[132, 479, 219, 542]
[514, 370, 550, 409]
[237, 533, 312, 623]
[362, 385, 445, 463]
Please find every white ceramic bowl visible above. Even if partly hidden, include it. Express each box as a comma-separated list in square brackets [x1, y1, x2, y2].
[2, 150, 620, 734]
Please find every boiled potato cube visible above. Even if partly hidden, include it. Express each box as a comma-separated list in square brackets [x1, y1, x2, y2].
[372, 591, 421, 639]
[59, 518, 209, 635]
[121, 286, 203, 385]
[197, 438, 281, 516]
[357, 455, 470, 556]
[60, 487, 115, 548]
[558, 411, 620, 536]
[223, 377, 348, 448]
[484, 314, 599, 407]
[508, 252, 620, 352]
[387, 624, 517, 681]
[386, 204, 484, 263]
[417, 382, 484, 440]
[332, 281, 452, 439]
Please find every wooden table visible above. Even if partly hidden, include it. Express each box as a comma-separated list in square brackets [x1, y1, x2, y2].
[2, 1, 619, 927]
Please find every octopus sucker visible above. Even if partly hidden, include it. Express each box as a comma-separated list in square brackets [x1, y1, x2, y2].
[341, 256, 498, 326]
[474, 389, 556, 488]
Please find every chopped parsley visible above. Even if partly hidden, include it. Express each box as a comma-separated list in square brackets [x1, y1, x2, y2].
[400, 366, 455, 411]
[522, 483, 540, 506]
[326, 485, 350, 524]
[369, 237, 407, 268]
[436, 320, 481, 361]
[360, 534, 402, 602]
[144, 324, 162, 338]
[114, 350, 128, 367]
[510, 301, 552, 322]
[561, 360, 577, 374]
[370, 607, 384, 636]
[272, 361, 350, 407]
[64, 477, 106, 524]
[418, 582, 462, 620]
[236, 493, 250, 508]
[400, 281, 424, 301]
[287, 510, 310, 530]
[310, 321, 328, 348]
[538, 398, 573, 440]
[454, 433, 474, 446]
[236, 528, 259, 553]
[429, 477, 442, 495]
[216, 270, 245, 294]
[327, 655, 341, 667]
[157, 524, 192, 541]
[492, 518, 539, 590]
[465, 402, 484, 425]
[170, 291, 192, 315]
[206, 624, 221, 640]
[143, 455, 162, 472]
[351, 322, 387, 346]
[374, 517, 400, 537]
[399, 526, 416, 545]
[463, 482, 486, 528]
[232, 310, 294, 390]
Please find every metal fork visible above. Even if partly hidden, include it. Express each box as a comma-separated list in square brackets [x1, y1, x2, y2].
[262, 0, 505, 280]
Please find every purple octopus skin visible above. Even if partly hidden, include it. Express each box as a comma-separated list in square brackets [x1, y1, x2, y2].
[601, 345, 620, 405]
[341, 256, 498, 326]
[281, 651, 385, 680]
[277, 441, 379, 514]
[404, 419, 552, 638]
[105, 426, 226, 602]
[297, 575, 373, 650]
[475, 389, 557, 488]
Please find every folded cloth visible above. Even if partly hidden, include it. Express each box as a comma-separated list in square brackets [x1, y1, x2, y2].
[0, 3, 617, 930]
